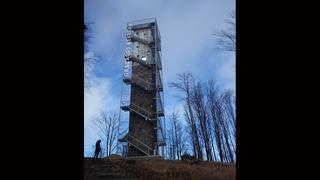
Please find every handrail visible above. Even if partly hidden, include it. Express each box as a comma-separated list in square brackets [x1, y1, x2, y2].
[132, 76, 154, 90]
[121, 102, 158, 120]
[130, 103, 157, 119]
[127, 18, 156, 26]
[124, 76, 160, 92]
[157, 92, 164, 115]
[130, 35, 153, 45]
[156, 70, 163, 89]
[127, 135, 152, 155]
[156, 50, 162, 69]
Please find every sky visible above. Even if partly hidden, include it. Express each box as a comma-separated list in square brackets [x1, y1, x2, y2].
[84, 0, 235, 156]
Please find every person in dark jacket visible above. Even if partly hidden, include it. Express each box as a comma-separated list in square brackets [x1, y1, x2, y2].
[94, 139, 101, 159]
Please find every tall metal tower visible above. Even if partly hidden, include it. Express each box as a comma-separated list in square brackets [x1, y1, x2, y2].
[119, 18, 166, 157]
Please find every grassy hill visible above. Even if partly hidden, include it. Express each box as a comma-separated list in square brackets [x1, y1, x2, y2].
[84, 156, 235, 180]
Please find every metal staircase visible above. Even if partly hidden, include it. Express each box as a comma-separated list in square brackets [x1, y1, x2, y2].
[121, 103, 158, 121]
[123, 76, 163, 92]
[119, 134, 153, 156]
[126, 135, 153, 156]
[125, 54, 154, 68]
[130, 34, 154, 45]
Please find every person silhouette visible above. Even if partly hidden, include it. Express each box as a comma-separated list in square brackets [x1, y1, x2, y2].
[94, 139, 101, 159]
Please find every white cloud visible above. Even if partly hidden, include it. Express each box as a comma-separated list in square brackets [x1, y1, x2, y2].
[85, 0, 235, 77]
[165, 102, 186, 124]
[218, 53, 235, 90]
[84, 76, 119, 147]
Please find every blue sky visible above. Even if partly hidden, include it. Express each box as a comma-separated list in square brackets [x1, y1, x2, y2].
[84, 0, 235, 156]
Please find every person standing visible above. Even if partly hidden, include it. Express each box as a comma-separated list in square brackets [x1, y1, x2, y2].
[94, 139, 101, 159]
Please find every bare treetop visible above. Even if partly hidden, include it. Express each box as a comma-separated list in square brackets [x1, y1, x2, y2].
[214, 9, 236, 52]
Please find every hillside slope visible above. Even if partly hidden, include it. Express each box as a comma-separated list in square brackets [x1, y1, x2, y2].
[84, 157, 235, 180]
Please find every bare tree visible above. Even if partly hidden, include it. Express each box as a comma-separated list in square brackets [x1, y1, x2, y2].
[171, 111, 178, 160]
[191, 81, 213, 161]
[222, 90, 236, 137]
[206, 80, 225, 162]
[84, 22, 94, 53]
[207, 114, 218, 161]
[84, 23, 91, 91]
[167, 109, 187, 160]
[183, 104, 197, 158]
[216, 97, 234, 163]
[175, 112, 188, 160]
[84, 24, 89, 52]
[206, 80, 236, 163]
[84, 22, 98, 92]
[84, 53, 97, 91]
[170, 73, 203, 160]
[171, 73, 236, 163]
[214, 10, 236, 52]
[221, 90, 236, 157]
[167, 120, 175, 160]
[94, 111, 122, 157]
